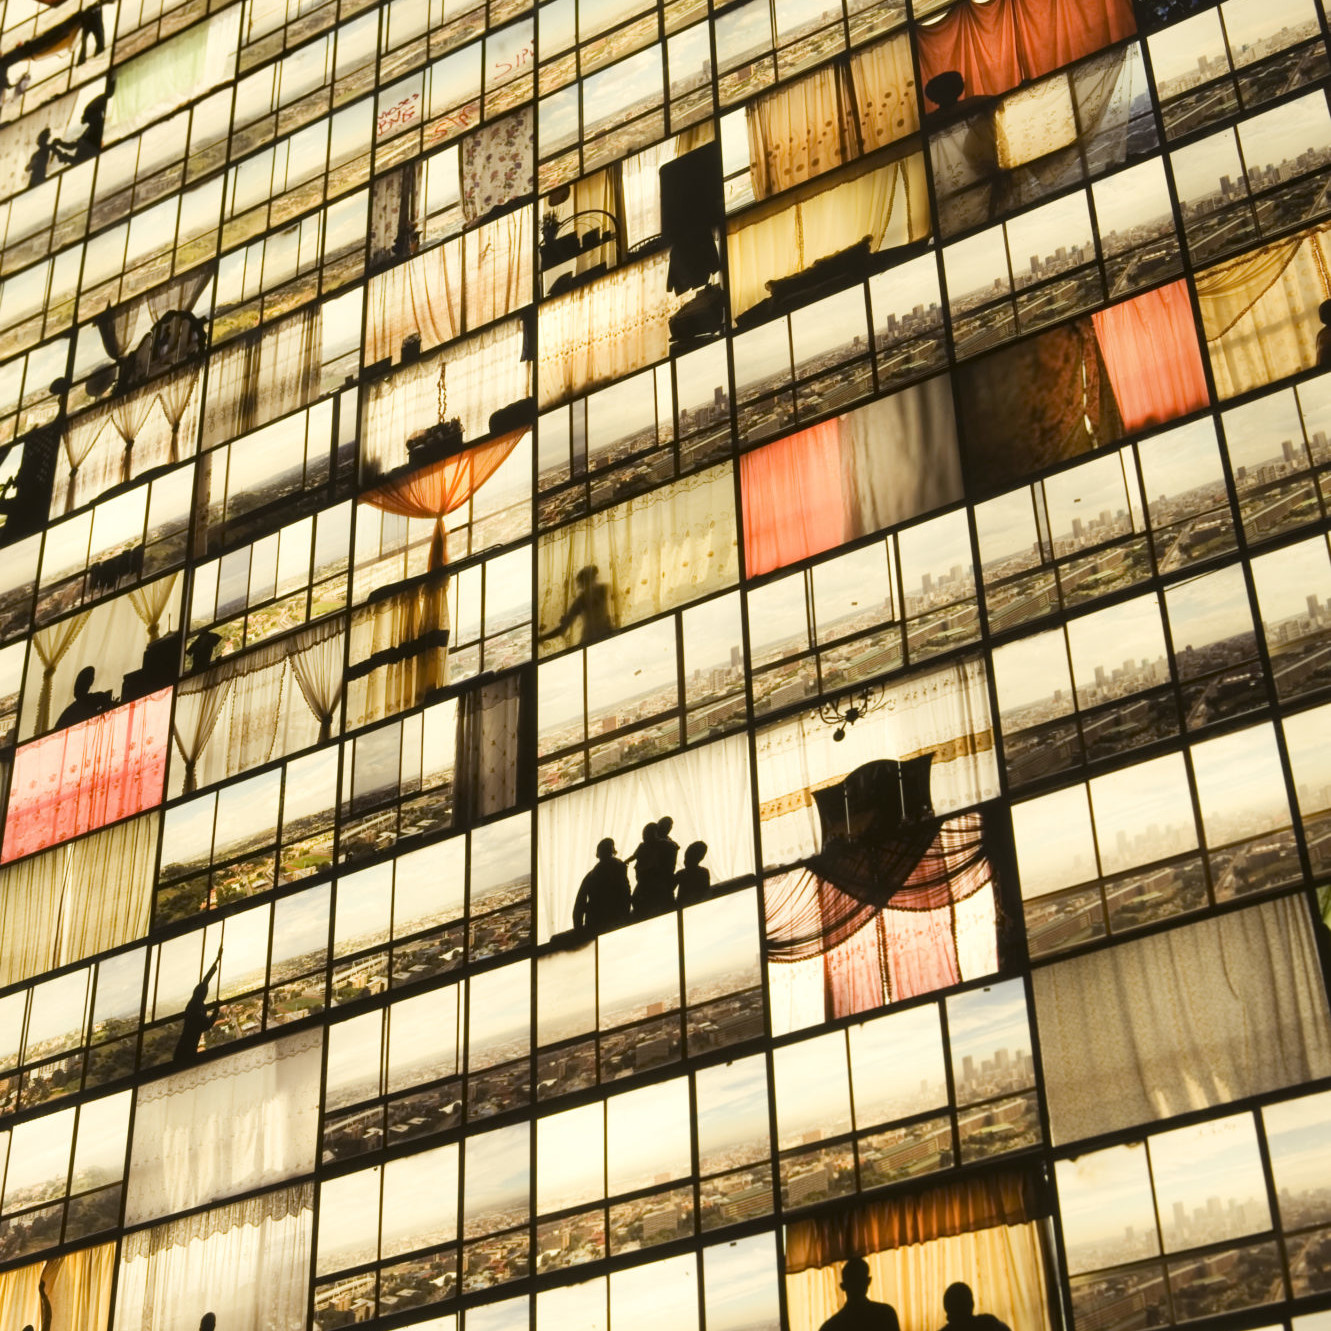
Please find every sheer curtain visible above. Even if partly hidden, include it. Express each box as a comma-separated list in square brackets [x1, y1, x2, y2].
[366, 241, 464, 366]
[1031, 894, 1331, 1145]
[537, 732, 754, 940]
[0, 1243, 116, 1331]
[746, 65, 860, 200]
[347, 580, 451, 727]
[726, 154, 931, 316]
[537, 250, 683, 406]
[466, 205, 533, 329]
[114, 1184, 313, 1331]
[537, 464, 738, 647]
[849, 31, 919, 154]
[455, 671, 523, 824]
[1091, 279, 1209, 431]
[126, 1029, 323, 1225]
[3, 686, 171, 861]
[0, 811, 157, 986]
[1195, 221, 1331, 399]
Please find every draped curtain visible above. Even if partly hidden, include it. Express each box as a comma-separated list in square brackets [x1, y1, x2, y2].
[747, 65, 861, 201]
[1195, 221, 1331, 400]
[126, 1030, 323, 1225]
[460, 105, 535, 223]
[915, 0, 1135, 105]
[740, 376, 962, 576]
[536, 732, 755, 942]
[3, 686, 172, 861]
[537, 463, 739, 647]
[455, 671, 523, 825]
[114, 1185, 313, 1331]
[0, 1243, 116, 1331]
[1031, 894, 1331, 1145]
[850, 31, 920, 154]
[726, 154, 931, 317]
[1090, 279, 1209, 432]
[0, 811, 157, 987]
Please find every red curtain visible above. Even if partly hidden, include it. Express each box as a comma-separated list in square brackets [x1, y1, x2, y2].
[918, 0, 1136, 104]
[3, 688, 171, 862]
[361, 430, 524, 569]
[740, 420, 848, 577]
[1091, 279, 1210, 433]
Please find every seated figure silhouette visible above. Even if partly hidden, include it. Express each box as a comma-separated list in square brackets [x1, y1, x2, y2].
[675, 840, 710, 906]
[819, 1258, 900, 1331]
[938, 1282, 1010, 1331]
[55, 665, 115, 728]
[573, 838, 631, 934]
[173, 951, 222, 1064]
[540, 565, 615, 646]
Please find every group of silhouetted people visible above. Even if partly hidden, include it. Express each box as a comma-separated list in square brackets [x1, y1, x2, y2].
[572, 817, 711, 934]
[820, 1264, 1011, 1331]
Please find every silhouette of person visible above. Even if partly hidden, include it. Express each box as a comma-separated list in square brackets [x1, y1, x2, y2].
[573, 838, 631, 934]
[200, 1315, 216, 1331]
[540, 565, 615, 646]
[656, 816, 680, 878]
[627, 822, 675, 917]
[818, 1258, 901, 1331]
[924, 71, 965, 112]
[675, 840, 710, 906]
[1317, 299, 1331, 368]
[173, 950, 223, 1064]
[937, 1283, 1010, 1331]
[27, 128, 54, 185]
[55, 665, 116, 728]
[53, 83, 112, 167]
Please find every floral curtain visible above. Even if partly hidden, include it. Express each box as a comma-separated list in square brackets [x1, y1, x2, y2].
[461, 105, 534, 223]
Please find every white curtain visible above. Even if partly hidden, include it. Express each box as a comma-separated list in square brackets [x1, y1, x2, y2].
[0, 812, 157, 986]
[537, 250, 683, 407]
[126, 1029, 323, 1225]
[754, 655, 999, 870]
[536, 463, 738, 646]
[536, 732, 755, 941]
[114, 1184, 313, 1331]
[1032, 894, 1331, 1145]
[726, 154, 931, 317]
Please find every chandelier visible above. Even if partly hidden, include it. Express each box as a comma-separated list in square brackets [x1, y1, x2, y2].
[817, 681, 890, 742]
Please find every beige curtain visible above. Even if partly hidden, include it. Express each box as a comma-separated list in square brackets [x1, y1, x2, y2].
[849, 31, 920, 155]
[366, 242, 463, 366]
[29, 612, 88, 734]
[0, 812, 158, 987]
[128, 571, 180, 641]
[1195, 222, 1331, 400]
[726, 154, 931, 316]
[0, 1243, 116, 1331]
[1032, 894, 1331, 1145]
[465, 204, 533, 327]
[345, 579, 449, 729]
[747, 65, 859, 201]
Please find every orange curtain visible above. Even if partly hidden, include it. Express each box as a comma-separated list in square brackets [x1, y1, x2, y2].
[784, 1168, 1044, 1273]
[740, 420, 849, 577]
[361, 430, 524, 569]
[917, 0, 1135, 104]
[1091, 279, 1210, 433]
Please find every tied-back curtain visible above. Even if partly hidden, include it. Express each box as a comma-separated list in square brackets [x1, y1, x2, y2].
[114, 1184, 313, 1331]
[1090, 279, 1209, 431]
[746, 64, 860, 201]
[741, 377, 963, 576]
[29, 612, 88, 734]
[916, 0, 1135, 105]
[0, 1243, 116, 1331]
[125, 1030, 323, 1225]
[3, 686, 172, 862]
[455, 672, 522, 825]
[537, 464, 739, 646]
[289, 626, 345, 744]
[726, 154, 930, 317]
[536, 732, 755, 942]
[0, 811, 157, 987]
[1031, 894, 1331, 1145]
[156, 365, 203, 464]
[1195, 221, 1331, 400]
[848, 30, 920, 155]
[128, 570, 180, 641]
[461, 105, 535, 224]
[538, 250, 683, 407]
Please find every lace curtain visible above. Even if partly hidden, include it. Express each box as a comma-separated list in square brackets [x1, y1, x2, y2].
[114, 1184, 313, 1331]
[1032, 894, 1331, 1145]
[0, 811, 157, 986]
[126, 1029, 323, 1225]
[536, 732, 755, 942]
[3, 686, 171, 861]
[0, 1243, 115, 1331]
[740, 376, 962, 576]
[726, 154, 931, 317]
[537, 463, 739, 649]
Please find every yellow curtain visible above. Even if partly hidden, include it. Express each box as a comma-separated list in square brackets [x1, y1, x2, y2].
[746, 65, 859, 200]
[0, 1243, 116, 1331]
[849, 30, 919, 154]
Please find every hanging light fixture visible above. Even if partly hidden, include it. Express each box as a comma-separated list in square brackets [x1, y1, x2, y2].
[817, 682, 890, 742]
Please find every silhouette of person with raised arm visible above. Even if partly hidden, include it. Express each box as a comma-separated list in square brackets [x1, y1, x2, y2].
[27, 128, 54, 186]
[540, 565, 615, 647]
[937, 1282, 1010, 1331]
[173, 949, 223, 1064]
[675, 841, 710, 906]
[573, 838, 631, 935]
[55, 665, 116, 728]
[818, 1258, 901, 1331]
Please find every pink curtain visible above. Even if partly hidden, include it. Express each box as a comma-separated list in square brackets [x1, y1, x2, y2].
[823, 915, 886, 1019]
[1091, 279, 1210, 433]
[917, 0, 1135, 104]
[740, 421, 848, 577]
[3, 689, 172, 862]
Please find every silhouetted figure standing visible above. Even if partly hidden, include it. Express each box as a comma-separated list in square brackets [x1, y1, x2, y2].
[818, 1258, 901, 1331]
[173, 950, 223, 1064]
[656, 816, 679, 878]
[937, 1283, 1010, 1331]
[541, 565, 615, 646]
[200, 1314, 216, 1331]
[627, 822, 675, 918]
[1318, 300, 1331, 369]
[55, 665, 115, 728]
[573, 838, 631, 935]
[27, 128, 54, 185]
[675, 841, 710, 906]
